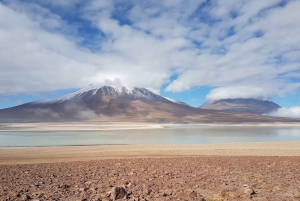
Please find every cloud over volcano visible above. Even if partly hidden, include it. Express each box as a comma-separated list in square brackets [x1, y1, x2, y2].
[0, 0, 299, 102]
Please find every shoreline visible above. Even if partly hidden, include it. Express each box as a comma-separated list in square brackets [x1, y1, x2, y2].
[0, 140, 299, 148]
[1, 141, 300, 165]
[1, 122, 300, 132]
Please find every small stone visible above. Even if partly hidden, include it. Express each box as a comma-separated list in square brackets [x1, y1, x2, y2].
[84, 180, 93, 185]
[162, 189, 173, 196]
[243, 184, 255, 195]
[21, 194, 31, 201]
[128, 171, 134, 176]
[189, 191, 197, 198]
[110, 186, 127, 200]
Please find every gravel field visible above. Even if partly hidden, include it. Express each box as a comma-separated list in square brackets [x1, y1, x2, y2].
[1, 156, 300, 201]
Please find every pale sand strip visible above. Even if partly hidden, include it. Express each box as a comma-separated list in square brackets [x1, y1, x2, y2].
[1, 122, 300, 132]
[0, 122, 164, 131]
[0, 141, 300, 165]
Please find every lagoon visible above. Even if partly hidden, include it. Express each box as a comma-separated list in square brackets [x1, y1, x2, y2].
[0, 126, 300, 147]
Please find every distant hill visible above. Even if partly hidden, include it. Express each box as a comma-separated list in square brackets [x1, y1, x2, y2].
[199, 99, 281, 114]
[0, 85, 296, 123]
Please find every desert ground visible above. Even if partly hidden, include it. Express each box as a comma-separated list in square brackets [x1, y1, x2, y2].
[1, 142, 300, 165]
[1, 142, 300, 200]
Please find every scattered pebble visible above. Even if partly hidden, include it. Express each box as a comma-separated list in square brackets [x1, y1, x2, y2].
[0, 156, 299, 200]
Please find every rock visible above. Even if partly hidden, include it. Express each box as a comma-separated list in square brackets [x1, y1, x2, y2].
[195, 195, 206, 201]
[162, 189, 173, 196]
[126, 182, 132, 189]
[189, 191, 198, 198]
[109, 186, 127, 200]
[243, 184, 255, 196]
[84, 180, 93, 185]
[59, 184, 70, 189]
[128, 171, 134, 176]
[21, 194, 31, 201]
[142, 184, 152, 195]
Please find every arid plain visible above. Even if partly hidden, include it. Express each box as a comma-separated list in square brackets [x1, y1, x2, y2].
[1, 135, 300, 200]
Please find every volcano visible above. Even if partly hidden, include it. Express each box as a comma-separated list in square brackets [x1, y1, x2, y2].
[199, 99, 281, 115]
[0, 84, 196, 123]
[0, 85, 296, 123]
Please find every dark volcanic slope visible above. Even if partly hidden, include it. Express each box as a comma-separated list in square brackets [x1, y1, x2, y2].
[200, 98, 281, 115]
[0, 85, 297, 123]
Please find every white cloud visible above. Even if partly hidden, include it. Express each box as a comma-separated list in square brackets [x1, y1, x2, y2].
[0, 2, 98, 94]
[103, 78, 124, 88]
[206, 86, 279, 100]
[166, 0, 300, 98]
[0, 0, 299, 101]
[267, 107, 300, 119]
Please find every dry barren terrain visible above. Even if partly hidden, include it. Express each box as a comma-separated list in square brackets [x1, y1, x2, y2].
[1, 142, 300, 200]
[1, 156, 300, 201]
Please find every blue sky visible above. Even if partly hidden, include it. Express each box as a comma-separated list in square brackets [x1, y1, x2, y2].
[0, 0, 300, 115]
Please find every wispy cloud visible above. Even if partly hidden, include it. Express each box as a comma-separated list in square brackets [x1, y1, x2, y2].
[0, 98, 9, 102]
[267, 107, 300, 119]
[0, 0, 299, 100]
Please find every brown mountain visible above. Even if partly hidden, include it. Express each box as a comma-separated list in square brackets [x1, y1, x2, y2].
[199, 99, 281, 115]
[0, 85, 297, 123]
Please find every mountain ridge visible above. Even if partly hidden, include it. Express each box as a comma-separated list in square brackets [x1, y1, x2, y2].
[0, 84, 194, 122]
[199, 98, 281, 115]
[0, 84, 297, 123]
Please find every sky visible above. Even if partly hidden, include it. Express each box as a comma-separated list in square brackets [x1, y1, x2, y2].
[0, 0, 300, 117]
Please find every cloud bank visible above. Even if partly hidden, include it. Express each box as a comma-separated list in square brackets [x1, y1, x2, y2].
[267, 107, 300, 119]
[206, 86, 280, 100]
[0, 0, 299, 100]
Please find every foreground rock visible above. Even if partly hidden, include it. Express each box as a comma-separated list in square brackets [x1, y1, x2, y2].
[1, 156, 300, 200]
[108, 186, 128, 200]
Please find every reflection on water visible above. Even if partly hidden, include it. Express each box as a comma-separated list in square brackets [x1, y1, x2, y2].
[0, 126, 300, 147]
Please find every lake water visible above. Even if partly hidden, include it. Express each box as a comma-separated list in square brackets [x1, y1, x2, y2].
[0, 126, 300, 147]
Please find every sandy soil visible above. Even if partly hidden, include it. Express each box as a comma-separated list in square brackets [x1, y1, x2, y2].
[1, 142, 300, 200]
[0, 142, 300, 165]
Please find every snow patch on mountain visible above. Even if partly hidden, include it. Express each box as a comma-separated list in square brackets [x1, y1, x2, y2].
[34, 84, 167, 104]
[164, 97, 190, 106]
